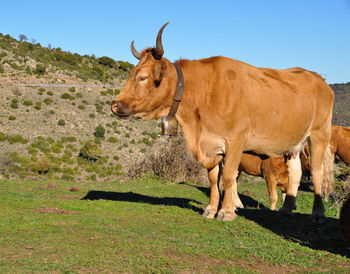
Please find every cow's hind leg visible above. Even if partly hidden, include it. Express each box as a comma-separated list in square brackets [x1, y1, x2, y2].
[279, 153, 302, 215]
[308, 133, 329, 222]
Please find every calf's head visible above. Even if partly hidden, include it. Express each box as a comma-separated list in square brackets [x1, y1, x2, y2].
[111, 22, 176, 120]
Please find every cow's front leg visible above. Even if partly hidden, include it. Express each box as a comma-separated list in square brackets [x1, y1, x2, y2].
[203, 164, 222, 218]
[217, 143, 243, 221]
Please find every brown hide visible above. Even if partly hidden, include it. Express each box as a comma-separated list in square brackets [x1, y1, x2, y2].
[239, 154, 288, 210]
[331, 125, 350, 165]
[112, 23, 334, 221]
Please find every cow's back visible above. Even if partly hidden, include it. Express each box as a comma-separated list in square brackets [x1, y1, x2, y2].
[196, 57, 334, 156]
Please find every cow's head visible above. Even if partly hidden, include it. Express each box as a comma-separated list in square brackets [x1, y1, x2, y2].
[111, 22, 176, 120]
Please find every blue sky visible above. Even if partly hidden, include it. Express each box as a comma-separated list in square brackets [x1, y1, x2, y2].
[1, 0, 349, 83]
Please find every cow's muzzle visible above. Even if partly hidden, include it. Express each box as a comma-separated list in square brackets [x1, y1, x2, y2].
[111, 100, 132, 118]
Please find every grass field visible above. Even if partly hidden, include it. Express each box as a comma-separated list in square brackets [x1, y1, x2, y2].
[0, 175, 349, 273]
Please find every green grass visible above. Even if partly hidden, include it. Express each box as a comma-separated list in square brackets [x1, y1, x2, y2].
[0, 176, 349, 273]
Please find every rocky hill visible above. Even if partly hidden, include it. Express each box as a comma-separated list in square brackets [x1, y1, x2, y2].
[0, 33, 176, 182]
[0, 33, 349, 182]
[330, 82, 350, 126]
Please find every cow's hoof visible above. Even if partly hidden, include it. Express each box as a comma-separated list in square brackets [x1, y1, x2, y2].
[235, 200, 244, 209]
[278, 206, 292, 216]
[311, 212, 326, 224]
[202, 206, 216, 219]
[216, 210, 237, 221]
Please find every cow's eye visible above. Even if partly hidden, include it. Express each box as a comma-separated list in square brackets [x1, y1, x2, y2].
[137, 75, 148, 82]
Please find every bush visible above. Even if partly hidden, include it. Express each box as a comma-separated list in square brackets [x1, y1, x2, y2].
[58, 119, 65, 126]
[79, 141, 101, 162]
[10, 99, 18, 109]
[94, 125, 105, 138]
[23, 100, 33, 106]
[68, 87, 76, 93]
[47, 90, 54, 96]
[128, 137, 205, 184]
[33, 156, 51, 174]
[61, 93, 75, 100]
[8, 116, 16, 120]
[34, 64, 46, 75]
[43, 98, 53, 105]
[77, 105, 85, 110]
[108, 137, 118, 143]
[98, 56, 115, 68]
[34, 101, 41, 110]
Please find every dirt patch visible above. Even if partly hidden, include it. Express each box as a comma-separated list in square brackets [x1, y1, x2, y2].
[69, 186, 80, 192]
[33, 207, 82, 215]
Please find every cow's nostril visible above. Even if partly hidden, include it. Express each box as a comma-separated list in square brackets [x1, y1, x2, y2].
[111, 100, 119, 115]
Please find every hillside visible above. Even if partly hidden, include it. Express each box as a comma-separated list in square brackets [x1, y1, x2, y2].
[0, 33, 179, 182]
[0, 32, 349, 183]
[0, 32, 133, 85]
[330, 82, 350, 126]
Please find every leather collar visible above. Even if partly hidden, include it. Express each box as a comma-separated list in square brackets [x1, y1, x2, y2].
[167, 62, 184, 117]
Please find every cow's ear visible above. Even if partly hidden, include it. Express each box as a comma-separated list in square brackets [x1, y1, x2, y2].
[154, 61, 165, 87]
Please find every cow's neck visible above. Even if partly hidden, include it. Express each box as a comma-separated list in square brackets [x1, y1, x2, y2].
[172, 60, 204, 160]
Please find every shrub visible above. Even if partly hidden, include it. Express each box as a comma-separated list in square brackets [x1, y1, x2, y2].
[33, 156, 51, 174]
[61, 136, 76, 142]
[68, 87, 76, 93]
[98, 56, 115, 68]
[47, 90, 54, 96]
[128, 137, 205, 184]
[34, 101, 41, 110]
[89, 113, 96, 119]
[108, 137, 118, 143]
[58, 119, 66, 126]
[23, 100, 33, 106]
[43, 98, 53, 105]
[79, 141, 101, 162]
[51, 143, 63, 153]
[78, 105, 85, 110]
[0, 132, 6, 142]
[75, 92, 83, 98]
[61, 93, 75, 100]
[10, 99, 18, 109]
[94, 125, 105, 138]
[8, 116, 16, 120]
[34, 64, 46, 75]
[49, 110, 55, 115]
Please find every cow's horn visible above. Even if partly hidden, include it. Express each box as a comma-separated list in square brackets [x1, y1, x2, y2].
[153, 21, 169, 60]
[131, 41, 141, 60]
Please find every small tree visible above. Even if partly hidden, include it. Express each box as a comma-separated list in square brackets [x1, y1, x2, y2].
[19, 34, 27, 42]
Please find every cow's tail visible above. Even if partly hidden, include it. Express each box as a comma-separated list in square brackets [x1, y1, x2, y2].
[322, 143, 335, 201]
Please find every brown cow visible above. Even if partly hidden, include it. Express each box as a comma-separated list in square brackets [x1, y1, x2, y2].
[331, 125, 350, 165]
[111, 22, 334, 221]
[239, 153, 288, 210]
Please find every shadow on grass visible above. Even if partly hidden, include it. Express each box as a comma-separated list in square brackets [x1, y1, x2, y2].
[82, 190, 203, 214]
[193, 185, 350, 258]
